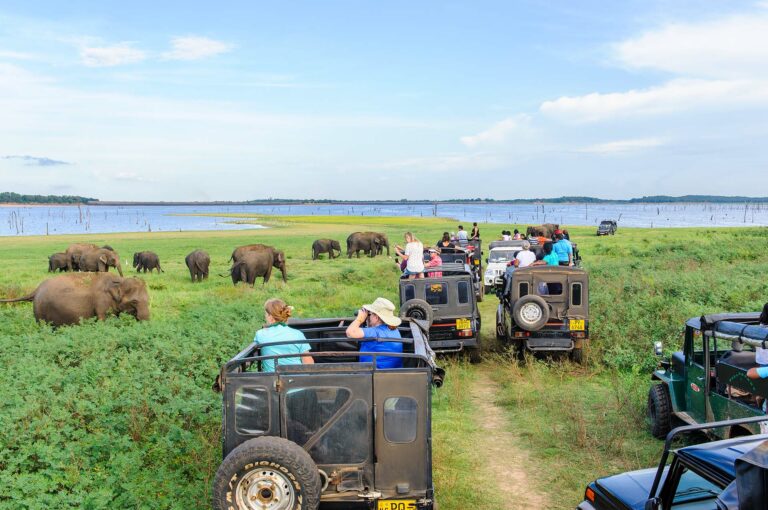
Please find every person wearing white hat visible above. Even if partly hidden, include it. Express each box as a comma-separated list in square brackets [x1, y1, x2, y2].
[345, 297, 404, 369]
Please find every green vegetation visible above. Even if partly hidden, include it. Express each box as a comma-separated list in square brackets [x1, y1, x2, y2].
[0, 192, 97, 204]
[1, 217, 767, 508]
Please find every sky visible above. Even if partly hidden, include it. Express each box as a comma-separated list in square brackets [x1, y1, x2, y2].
[0, 0, 767, 201]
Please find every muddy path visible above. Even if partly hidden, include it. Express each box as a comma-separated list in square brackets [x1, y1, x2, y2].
[469, 369, 549, 510]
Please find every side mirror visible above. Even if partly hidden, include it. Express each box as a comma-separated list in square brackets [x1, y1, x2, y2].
[654, 341, 663, 357]
[644, 498, 660, 510]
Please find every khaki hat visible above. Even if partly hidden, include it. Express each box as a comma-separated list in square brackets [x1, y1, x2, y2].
[363, 297, 402, 327]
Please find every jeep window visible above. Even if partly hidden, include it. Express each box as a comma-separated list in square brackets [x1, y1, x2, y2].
[383, 397, 418, 443]
[308, 399, 370, 464]
[426, 283, 448, 305]
[489, 251, 513, 263]
[286, 387, 351, 446]
[519, 281, 529, 297]
[235, 387, 270, 435]
[540, 282, 563, 295]
[669, 465, 723, 506]
[571, 283, 582, 306]
[457, 281, 469, 304]
[404, 284, 415, 301]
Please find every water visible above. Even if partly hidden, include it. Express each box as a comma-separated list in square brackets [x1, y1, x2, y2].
[2, 202, 768, 237]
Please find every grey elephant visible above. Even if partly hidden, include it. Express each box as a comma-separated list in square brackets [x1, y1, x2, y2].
[312, 239, 341, 260]
[346, 231, 390, 258]
[230, 244, 287, 282]
[0, 272, 150, 327]
[133, 251, 163, 273]
[79, 248, 124, 276]
[231, 251, 274, 286]
[185, 249, 210, 282]
[65, 243, 101, 271]
[48, 253, 70, 272]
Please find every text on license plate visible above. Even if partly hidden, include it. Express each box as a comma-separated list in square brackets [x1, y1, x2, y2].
[378, 500, 417, 510]
[569, 319, 585, 331]
[456, 318, 471, 329]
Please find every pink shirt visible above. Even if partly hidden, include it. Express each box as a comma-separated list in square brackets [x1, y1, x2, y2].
[425, 255, 442, 277]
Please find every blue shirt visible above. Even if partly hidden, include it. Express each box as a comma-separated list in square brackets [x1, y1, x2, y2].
[254, 324, 311, 372]
[360, 325, 403, 369]
[553, 239, 573, 263]
[543, 252, 560, 266]
[757, 366, 768, 378]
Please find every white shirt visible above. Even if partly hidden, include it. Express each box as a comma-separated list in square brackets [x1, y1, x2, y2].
[502, 234, 511, 241]
[457, 230, 468, 240]
[404, 241, 425, 272]
[516, 250, 537, 268]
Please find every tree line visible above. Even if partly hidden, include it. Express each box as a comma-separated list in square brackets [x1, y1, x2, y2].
[0, 192, 97, 204]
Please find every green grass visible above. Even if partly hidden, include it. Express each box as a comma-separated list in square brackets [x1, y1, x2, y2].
[1, 219, 767, 509]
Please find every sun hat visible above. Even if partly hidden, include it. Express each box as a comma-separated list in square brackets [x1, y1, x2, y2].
[363, 297, 402, 327]
[428, 247, 437, 253]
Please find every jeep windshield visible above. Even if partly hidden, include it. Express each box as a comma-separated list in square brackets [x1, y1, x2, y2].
[489, 251, 515, 263]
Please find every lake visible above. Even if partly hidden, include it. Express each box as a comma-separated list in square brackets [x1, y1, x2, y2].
[2, 202, 768, 237]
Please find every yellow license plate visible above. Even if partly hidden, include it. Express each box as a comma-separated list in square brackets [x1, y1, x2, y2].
[569, 319, 585, 331]
[378, 500, 416, 510]
[456, 318, 471, 329]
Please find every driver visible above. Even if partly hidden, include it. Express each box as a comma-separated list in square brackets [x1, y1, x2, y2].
[345, 297, 403, 369]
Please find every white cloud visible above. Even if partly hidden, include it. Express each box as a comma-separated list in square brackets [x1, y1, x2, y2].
[613, 13, 768, 79]
[540, 78, 768, 123]
[80, 43, 145, 67]
[578, 138, 665, 154]
[162, 36, 232, 61]
[0, 50, 39, 61]
[460, 115, 531, 148]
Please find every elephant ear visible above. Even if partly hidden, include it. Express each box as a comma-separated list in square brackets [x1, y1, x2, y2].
[108, 281, 122, 302]
[276, 251, 285, 263]
[99, 254, 108, 264]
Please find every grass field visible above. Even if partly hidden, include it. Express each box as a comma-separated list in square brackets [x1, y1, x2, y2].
[1, 217, 767, 509]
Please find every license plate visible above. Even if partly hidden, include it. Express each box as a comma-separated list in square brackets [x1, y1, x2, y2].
[378, 501, 416, 510]
[569, 319, 585, 331]
[456, 318, 471, 329]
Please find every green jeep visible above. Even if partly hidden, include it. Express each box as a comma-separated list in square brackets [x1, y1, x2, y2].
[648, 312, 768, 439]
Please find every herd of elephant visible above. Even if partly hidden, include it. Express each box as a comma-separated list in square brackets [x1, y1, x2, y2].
[0, 231, 390, 327]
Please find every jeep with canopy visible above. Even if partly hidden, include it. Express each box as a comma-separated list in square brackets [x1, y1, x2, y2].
[578, 416, 768, 510]
[399, 267, 482, 362]
[212, 317, 444, 510]
[647, 312, 768, 440]
[596, 220, 617, 236]
[496, 265, 589, 363]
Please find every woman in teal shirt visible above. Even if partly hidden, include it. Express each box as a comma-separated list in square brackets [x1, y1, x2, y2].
[254, 298, 314, 372]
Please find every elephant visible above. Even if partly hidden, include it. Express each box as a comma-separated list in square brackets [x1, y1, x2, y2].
[78, 248, 124, 276]
[231, 251, 274, 287]
[312, 239, 341, 260]
[230, 244, 287, 282]
[133, 251, 163, 273]
[526, 223, 559, 239]
[0, 272, 150, 327]
[48, 252, 70, 272]
[347, 232, 390, 258]
[185, 249, 210, 282]
[65, 243, 101, 271]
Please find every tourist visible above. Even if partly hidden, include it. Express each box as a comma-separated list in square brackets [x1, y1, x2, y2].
[533, 241, 559, 266]
[254, 298, 313, 372]
[457, 225, 468, 243]
[345, 298, 403, 369]
[471, 222, 480, 240]
[501, 230, 511, 241]
[395, 232, 425, 279]
[512, 228, 521, 240]
[515, 241, 537, 268]
[553, 230, 573, 266]
[437, 232, 455, 249]
[425, 248, 443, 277]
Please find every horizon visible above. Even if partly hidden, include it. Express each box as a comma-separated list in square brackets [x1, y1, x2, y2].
[1, 1, 767, 200]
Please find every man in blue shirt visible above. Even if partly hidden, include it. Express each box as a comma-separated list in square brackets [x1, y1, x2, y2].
[552, 230, 573, 266]
[345, 297, 403, 368]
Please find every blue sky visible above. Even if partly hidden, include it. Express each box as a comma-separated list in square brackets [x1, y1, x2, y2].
[1, 1, 767, 200]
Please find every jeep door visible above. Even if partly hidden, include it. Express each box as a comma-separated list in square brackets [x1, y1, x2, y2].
[374, 369, 432, 498]
[684, 328, 709, 423]
[222, 372, 280, 457]
[279, 370, 374, 492]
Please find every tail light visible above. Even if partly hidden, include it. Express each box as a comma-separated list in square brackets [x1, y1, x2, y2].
[513, 331, 530, 338]
[571, 332, 586, 339]
[458, 329, 474, 337]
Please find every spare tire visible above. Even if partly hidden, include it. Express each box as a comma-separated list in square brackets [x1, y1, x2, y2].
[401, 298, 434, 328]
[213, 436, 321, 510]
[512, 295, 549, 332]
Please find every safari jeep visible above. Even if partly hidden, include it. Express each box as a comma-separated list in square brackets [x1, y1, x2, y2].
[213, 317, 444, 510]
[578, 416, 768, 510]
[647, 312, 768, 440]
[428, 245, 484, 302]
[399, 267, 482, 362]
[496, 265, 589, 363]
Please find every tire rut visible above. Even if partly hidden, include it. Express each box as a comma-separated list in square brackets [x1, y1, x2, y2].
[470, 369, 549, 510]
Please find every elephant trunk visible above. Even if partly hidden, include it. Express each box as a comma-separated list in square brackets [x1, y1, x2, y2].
[115, 262, 124, 277]
[280, 264, 287, 282]
[135, 302, 150, 321]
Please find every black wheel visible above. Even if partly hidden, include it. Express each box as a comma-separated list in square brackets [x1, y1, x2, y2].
[400, 299, 434, 328]
[570, 347, 585, 364]
[495, 306, 507, 341]
[476, 288, 483, 302]
[468, 347, 482, 364]
[647, 384, 672, 439]
[213, 436, 321, 510]
[512, 295, 549, 332]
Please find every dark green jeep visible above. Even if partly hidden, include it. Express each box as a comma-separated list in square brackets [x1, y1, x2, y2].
[648, 313, 768, 440]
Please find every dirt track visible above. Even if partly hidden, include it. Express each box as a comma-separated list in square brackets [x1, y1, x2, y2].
[470, 370, 549, 510]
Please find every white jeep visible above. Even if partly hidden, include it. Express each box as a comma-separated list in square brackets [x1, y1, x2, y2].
[483, 240, 525, 293]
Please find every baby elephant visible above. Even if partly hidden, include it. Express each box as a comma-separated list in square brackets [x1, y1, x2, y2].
[133, 251, 163, 273]
[312, 239, 341, 260]
[48, 252, 70, 272]
[185, 249, 210, 282]
[231, 251, 274, 287]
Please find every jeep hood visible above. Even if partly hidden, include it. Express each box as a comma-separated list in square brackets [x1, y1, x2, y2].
[594, 467, 664, 509]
